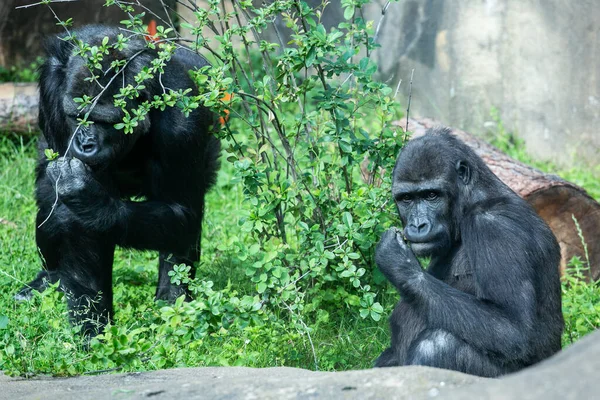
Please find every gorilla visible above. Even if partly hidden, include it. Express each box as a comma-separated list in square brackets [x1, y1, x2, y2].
[15, 26, 220, 335]
[375, 128, 563, 377]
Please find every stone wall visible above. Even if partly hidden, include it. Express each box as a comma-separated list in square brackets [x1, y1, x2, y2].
[366, 0, 600, 168]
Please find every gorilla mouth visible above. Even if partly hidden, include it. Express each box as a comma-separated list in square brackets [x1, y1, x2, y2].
[409, 241, 438, 256]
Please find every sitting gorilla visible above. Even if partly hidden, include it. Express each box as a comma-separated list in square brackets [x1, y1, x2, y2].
[375, 128, 563, 377]
[15, 26, 220, 335]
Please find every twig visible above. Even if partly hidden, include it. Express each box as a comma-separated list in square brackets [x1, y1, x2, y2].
[15, 0, 79, 9]
[405, 69, 414, 133]
[373, 1, 391, 45]
[159, 0, 175, 30]
[281, 300, 318, 371]
[393, 78, 402, 99]
[277, 270, 311, 294]
[83, 366, 123, 375]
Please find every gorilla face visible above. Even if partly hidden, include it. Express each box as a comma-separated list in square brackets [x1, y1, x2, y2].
[392, 181, 453, 257]
[63, 104, 146, 170]
[61, 59, 149, 170]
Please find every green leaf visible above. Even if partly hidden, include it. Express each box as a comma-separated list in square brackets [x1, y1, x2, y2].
[44, 148, 59, 161]
[372, 302, 384, 314]
[342, 212, 353, 227]
[343, 6, 355, 20]
[370, 310, 382, 321]
[257, 282, 267, 293]
[0, 315, 8, 329]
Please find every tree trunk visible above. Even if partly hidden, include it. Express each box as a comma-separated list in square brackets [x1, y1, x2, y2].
[0, 82, 38, 133]
[407, 117, 600, 280]
[0, 1, 15, 67]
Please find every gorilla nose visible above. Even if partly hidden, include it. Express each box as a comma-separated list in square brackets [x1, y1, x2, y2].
[405, 221, 431, 241]
[73, 134, 98, 157]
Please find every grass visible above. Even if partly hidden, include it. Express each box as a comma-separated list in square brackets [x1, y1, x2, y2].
[0, 122, 598, 376]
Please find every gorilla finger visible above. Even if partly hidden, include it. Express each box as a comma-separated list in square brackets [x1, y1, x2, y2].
[46, 161, 62, 182]
[393, 229, 409, 250]
[69, 157, 90, 175]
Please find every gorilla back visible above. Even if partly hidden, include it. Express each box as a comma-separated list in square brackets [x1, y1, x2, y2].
[375, 128, 563, 377]
[16, 26, 221, 335]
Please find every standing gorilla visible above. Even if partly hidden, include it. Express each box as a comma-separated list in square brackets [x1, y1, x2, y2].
[375, 128, 563, 377]
[15, 26, 220, 335]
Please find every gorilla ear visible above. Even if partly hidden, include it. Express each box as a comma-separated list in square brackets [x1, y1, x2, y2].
[456, 160, 471, 185]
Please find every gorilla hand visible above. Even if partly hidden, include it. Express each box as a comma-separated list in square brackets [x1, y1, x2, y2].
[46, 157, 114, 223]
[47, 157, 94, 201]
[375, 227, 422, 285]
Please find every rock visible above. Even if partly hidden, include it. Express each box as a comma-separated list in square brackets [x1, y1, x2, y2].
[3, 330, 600, 399]
[444, 328, 600, 400]
[1, 365, 482, 400]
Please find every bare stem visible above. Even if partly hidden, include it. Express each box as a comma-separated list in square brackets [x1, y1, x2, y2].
[406, 69, 414, 133]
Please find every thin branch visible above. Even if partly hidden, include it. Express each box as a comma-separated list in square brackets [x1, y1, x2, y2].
[159, 0, 175, 29]
[393, 78, 402, 99]
[281, 300, 318, 371]
[117, 0, 174, 30]
[405, 69, 414, 133]
[15, 0, 79, 9]
[373, 1, 391, 45]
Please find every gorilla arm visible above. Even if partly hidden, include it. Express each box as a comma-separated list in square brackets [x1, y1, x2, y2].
[46, 157, 199, 254]
[375, 217, 536, 361]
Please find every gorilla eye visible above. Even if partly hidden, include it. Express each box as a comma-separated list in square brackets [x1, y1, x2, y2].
[425, 191, 438, 201]
[399, 194, 412, 203]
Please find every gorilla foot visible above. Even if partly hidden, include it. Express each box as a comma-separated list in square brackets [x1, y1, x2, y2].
[14, 270, 57, 301]
[155, 284, 192, 303]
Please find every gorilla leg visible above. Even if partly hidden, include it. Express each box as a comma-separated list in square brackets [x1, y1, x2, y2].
[375, 301, 426, 367]
[407, 329, 506, 377]
[155, 209, 203, 302]
[155, 246, 199, 302]
[15, 207, 63, 300]
[28, 205, 116, 335]
[57, 236, 115, 335]
[375, 347, 399, 367]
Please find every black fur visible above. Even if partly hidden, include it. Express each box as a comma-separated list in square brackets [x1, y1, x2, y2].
[16, 26, 220, 335]
[374, 128, 563, 377]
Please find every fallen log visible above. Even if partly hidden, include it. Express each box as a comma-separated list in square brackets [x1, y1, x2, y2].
[0, 82, 38, 133]
[406, 117, 600, 280]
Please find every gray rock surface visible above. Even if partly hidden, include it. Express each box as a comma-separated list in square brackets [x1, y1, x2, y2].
[3, 329, 600, 399]
[366, 0, 600, 169]
[0, 365, 481, 400]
